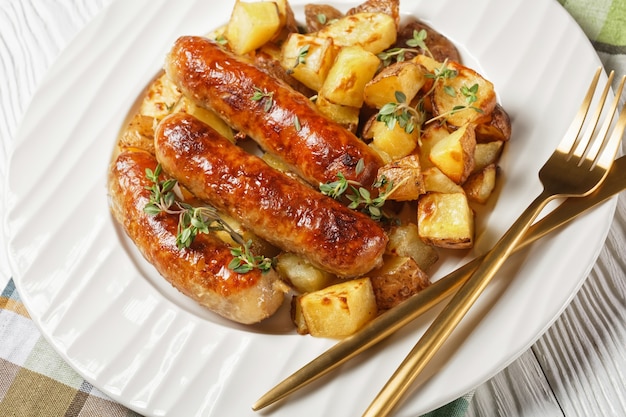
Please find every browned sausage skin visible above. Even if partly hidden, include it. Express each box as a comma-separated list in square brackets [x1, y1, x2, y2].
[154, 113, 388, 278]
[164, 35, 384, 188]
[107, 148, 286, 324]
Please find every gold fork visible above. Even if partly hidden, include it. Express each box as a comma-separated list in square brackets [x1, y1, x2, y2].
[363, 67, 626, 417]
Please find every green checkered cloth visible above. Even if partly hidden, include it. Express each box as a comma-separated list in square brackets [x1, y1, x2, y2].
[0, 279, 140, 417]
[1, 1, 624, 416]
[560, 0, 626, 78]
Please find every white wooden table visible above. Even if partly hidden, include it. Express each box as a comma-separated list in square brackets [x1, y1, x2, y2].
[1, 1, 624, 416]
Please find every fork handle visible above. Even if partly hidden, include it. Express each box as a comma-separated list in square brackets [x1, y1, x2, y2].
[363, 190, 555, 417]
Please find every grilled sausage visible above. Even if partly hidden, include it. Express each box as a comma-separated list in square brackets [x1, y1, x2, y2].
[107, 148, 286, 324]
[154, 113, 388, 278]
[164, 35, 384, 188]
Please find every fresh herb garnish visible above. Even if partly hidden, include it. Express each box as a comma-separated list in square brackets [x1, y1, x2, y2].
[319, 159, 365, 199]
[319, 160, 404, 221]
[376, 91, 422, 134]
[421, 60, 484, 124]
[228, 240, 273, 273]
[215, 35, 228, 46]
[288, 45, 310, 74]
[251, 87, 274, 112]
[377, 29, 431, 67]
[143, 164, 271, 273]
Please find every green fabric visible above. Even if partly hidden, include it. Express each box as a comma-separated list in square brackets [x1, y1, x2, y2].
[601, 0, 626, 45]
[421, 392, 473, 417]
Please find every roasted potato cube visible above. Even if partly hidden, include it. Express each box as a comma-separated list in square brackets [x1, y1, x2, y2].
[304, 4, 343, 32]
[475, 104, 512, 142]
[365, 118, 420, 161]
[347, 0, 400, 28]
[213, 214, 280, 258]
[422, 166, 464, 193]
[255, 43, 316, 97]
[173, 96, 234, 142]
[319, 46, 380, 108]
[429, 123, 476, 184]
[206, 24, 227, 43]
[363, 61, 426, 109]
[291, 295, 309, 335]
[139, 72, 182, 121]
[473, 140, 504, 173]
[225, 0, 282, 55]
[370, 256, 430, 310]
[317, 12, 397, 54]
[262, 152, 298, 179]
[315, 95, 360, 133]
[271, 0, 299, 41]
[411, 54, 442, 74]
[386, 222, 439, 272]
[119, 114, 156, 154]
[418, 123, 450, 170]
[464, 164, 497, 204]
[299, 278, 378, 338]
[430, 60, 496, 128]
[275, 252, 335, 293]
[418, 192, 474, 249]
[280, 33, 338, 91]
[377, 154, 425, 201]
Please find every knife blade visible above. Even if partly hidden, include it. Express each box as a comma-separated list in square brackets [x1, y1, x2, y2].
[253, 154, 626, 412]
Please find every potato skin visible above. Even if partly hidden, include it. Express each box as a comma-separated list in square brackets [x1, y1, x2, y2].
[107, 148, 286, 324]
[154, 113, 388, 278]
[304, 4, 344, 32]
[370, 256, 430, 310]
[165, 36, 384, 188]
[395, 18, 461, 63]
[347, 0, 400, 28]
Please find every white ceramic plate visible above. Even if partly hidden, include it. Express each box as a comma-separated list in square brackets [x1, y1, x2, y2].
[4, 0, 615, 416]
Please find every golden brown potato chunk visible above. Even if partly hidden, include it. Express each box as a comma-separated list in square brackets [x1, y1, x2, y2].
[386, 222, 439, 272]
[370, 256, 430, 310]
[297, 278, 378, 338]
[475, 104, 512, 142]
[418, 192, 474, 249]
[377, 154, 426, 201]
[428, 123, 476, 184]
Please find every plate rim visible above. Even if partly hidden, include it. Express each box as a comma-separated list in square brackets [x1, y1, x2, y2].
[3, 0, 616, 415]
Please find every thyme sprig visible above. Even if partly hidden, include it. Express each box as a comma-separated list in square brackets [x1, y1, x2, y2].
[229, 240, 273, 273]
[316, 13, 338, 26]
[143, 164, 272, 273]
[421, 60, 484, 124]
[319, 160, 402, 221]
[427, 80, 484, 124]
[251, 87, 274, 112]
[287, 45, 310, 74]
[377, 29, 431, 67]
[376, 91, 422, 134]
[346, 176, 393, 221]
[319, 159, 365, 199]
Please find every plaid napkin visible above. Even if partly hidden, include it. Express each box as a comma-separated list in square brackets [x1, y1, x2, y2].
[1, 1, 624, 416]
[0, 279, 141, 417]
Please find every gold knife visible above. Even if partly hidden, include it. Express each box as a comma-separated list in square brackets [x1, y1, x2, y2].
[253, 154, 626, 412]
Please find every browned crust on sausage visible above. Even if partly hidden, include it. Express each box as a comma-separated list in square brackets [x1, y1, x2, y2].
[154, 112, 388, 278]
[164, 35, 384, 188]
[107, 148, 285, 324]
